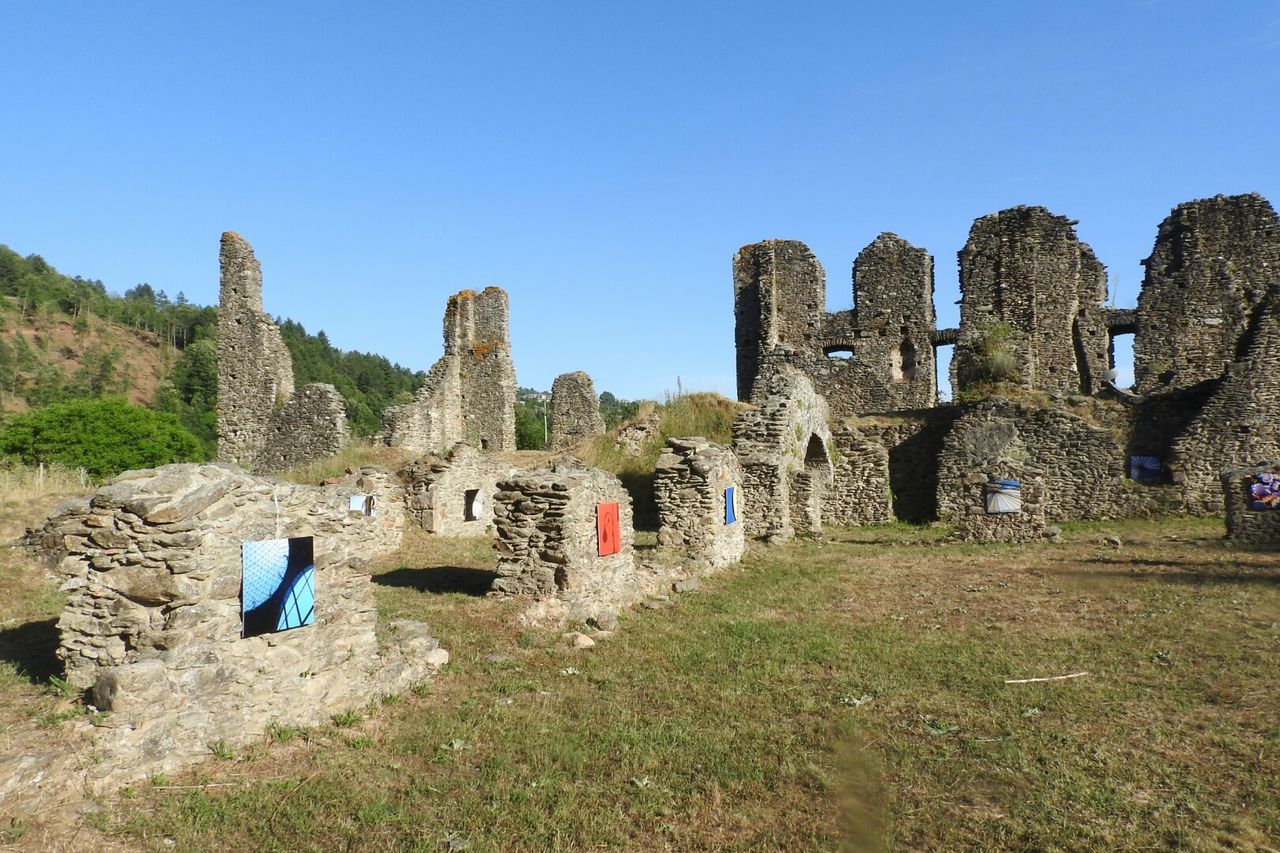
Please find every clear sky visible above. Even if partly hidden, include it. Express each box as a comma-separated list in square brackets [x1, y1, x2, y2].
[2, 1, 1277, 400]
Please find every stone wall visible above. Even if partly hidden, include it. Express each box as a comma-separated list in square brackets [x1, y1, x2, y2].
[216, 232, 348, 472]
[1169, 285, 1280, 511]
[953, 207, 1110, 397]
[25, 463, 443, 794]
[548, 371, 606, 450]
[380, 287, 516, 455]
[654, 437, 746, 570]
[731, 362, 833, 540]
[732, 234, 937, 418]
[490, 461, 664, 624]
[1222, 463, 1280, 545]
[1135, 194, 1280, 394]
[852, 409, 960, 523]
[401, 443, 523, 536]
[950, 463, 1052, 543]
[824, 424, 894, 525]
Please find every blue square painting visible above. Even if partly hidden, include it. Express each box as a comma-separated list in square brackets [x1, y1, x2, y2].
[725, 487, 736, 524]
[241, 536, 315, 638]
[1129, 456, 1163, 484]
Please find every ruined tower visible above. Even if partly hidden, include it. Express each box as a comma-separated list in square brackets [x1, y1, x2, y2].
[1134, 193, 1280, 394]
[953, 206, 1110, 397]
[548, 370, 606, 450]
[380, 287, 516, 455]
[216, 232, 348, 472]
[732, 234, 937, 417]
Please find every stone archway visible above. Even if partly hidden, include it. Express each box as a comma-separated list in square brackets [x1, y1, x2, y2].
[790, 434, 832, 535]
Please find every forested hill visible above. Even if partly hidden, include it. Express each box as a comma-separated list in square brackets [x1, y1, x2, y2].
[0, 243, 426, 452]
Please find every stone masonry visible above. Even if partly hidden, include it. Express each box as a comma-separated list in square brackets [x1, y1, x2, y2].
[953, 206, 1110, 397]
[1135, 194, 1280, 394]
[654, 436, 746, 571]
[20, 463, 445, 798]
[824, 424, 894, 525]
[548, 370, 606, 450]
[1222, 462, 1280, 545]
[216, 232, 349, 472]
[400, 443, 522, 537]
[733, 234, 937, 417]
[380, 287, 516, 455]
[489, 461, 664, 624]
[950, 461, 1052, 543]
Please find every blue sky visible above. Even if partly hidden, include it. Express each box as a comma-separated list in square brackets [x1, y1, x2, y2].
[2, 1, 1277, 400]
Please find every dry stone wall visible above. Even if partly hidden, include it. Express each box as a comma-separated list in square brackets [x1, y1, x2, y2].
[548, 371, 606, 450]
[954, 207, 1110, 397]
[1135, 194, 1280, 394]
[950, 463, 1052, 543]
[1222, 463, 1280, 545]
[401, 443, 524, 536]
[216, 232, 348, 472]
[380, 287, 516, 454]
[25, 463, 443, 795]
[654, 437, 745, 571]
[824, 424, 894, 525]
[490, 461, 666, 624]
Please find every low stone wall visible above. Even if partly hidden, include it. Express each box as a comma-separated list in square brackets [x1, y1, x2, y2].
[951, 464, 1052, 543]
[401, 443, 522, 537]
[825, 424, 893, 525]
[23, 463, 443, 796]
[654, 437, 745, 571]
[490, 461, 664, 624]
[1223, 462, 1280, 545]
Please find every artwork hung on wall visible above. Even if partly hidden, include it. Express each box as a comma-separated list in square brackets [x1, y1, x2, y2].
[241, 536, 315, 638]
[725, 486, 737, 524]
[1129, 456, 1163, 484]
[596, 502, 620, 556]
[464, 488, 483, 522]
[983, 480, 1022, 514]
[348, 494, 375, 517]
[1248, 472, 1280, 511]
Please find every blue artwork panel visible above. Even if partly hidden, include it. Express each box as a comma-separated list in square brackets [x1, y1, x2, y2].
[725, 487, 736, 524]
[1248, 472, 1280, 511]
[1129, 456, 1163, 484]
[241, 536, 315, 638]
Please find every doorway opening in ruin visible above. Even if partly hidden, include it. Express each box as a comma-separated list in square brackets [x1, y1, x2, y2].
[934, 344, 954, 403]
[1072, 320, 1092, 394]
[790, 434, 832, 535]
[464, 489, 481, 522]
[1109, 332, 1135, 391]
[892, 339, 917, 382]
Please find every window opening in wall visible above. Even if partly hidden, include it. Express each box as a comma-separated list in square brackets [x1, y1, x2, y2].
[824, 346, 854, 360]
[892, 338, 917, 382]
[464, 488, 482, 521]
[480, 438, 490, 450]
[934, 344, 954, 402]
[1109, 331, 1135, 391]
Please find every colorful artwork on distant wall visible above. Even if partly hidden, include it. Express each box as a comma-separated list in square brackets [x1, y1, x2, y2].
[725, 486, 737, 524]
[1129, 456, 1163, 484]
[1247, 472, 1280, 511]
[241, 537, 315, 638]
[597, 502, 620, 556]
[983, 480, 1022, 514]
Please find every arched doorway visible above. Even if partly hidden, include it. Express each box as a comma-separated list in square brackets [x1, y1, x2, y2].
[790, 434, 832, 535]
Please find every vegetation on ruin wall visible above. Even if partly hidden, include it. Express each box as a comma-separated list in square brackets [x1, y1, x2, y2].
[47, 516, 1272, 850]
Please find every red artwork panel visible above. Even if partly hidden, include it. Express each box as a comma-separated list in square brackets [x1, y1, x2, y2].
[596, 502, 620, 557]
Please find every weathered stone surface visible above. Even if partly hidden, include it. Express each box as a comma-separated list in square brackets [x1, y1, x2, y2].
[380, 287, 516, 454]
[400, 443, 527, 536]
[15, 463, 438, 800]
[216, 232, 348, 472]
[950, 462, 1053, 543]
[654, 437, 745, 571]
[548, 371, 605, 451]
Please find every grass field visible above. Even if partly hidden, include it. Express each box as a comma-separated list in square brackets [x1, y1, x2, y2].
[2, 510, 1271, 850]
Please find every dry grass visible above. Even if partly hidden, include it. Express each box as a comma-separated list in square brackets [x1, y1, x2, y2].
[0, 514, 1254, 851]
[274, 440, 417, 485]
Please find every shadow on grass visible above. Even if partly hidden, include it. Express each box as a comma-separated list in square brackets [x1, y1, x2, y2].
[374, 566, 497, 596]
[1060, 562, 1280, 586]
[0, 618, 61, 684]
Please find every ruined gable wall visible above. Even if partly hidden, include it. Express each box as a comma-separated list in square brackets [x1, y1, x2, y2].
[1134, 193, 1280, 394]
[954, 207, 1110, 397]
[259, 384, 350, 472]
[654, 437, 745, 570]
[548, 370, 606, 450]
[401, 442, 522, 536]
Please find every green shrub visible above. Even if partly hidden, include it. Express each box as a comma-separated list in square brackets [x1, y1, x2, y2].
[0, 397, 207, 479]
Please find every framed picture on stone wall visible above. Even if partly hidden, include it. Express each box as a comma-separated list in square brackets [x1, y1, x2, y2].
[1129, 456, 1163, 484]
[725, 486, 737, 524]
[596, 502, 620, 557]
[1248, 472, 1280, 511]
[983, 480, 1022, 514]
[241, 537, 315, 638]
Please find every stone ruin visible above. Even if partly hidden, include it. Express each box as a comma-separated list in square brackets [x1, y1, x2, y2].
[216, 232, 349, 473]
[614, 408, 662, 456]
[1222, 462, 1280, 545]
[731, 363, 834, 541]
[730, 192, 1280, 530]
[400, 442, 522, 537]
[548, 370, 606, 450]
[654, 436, 745, 571]
[949, 461, 1051, 544]
[18, 463, 445, 797]
[380, 287, 517, 455]
[489, 461, 669, 624]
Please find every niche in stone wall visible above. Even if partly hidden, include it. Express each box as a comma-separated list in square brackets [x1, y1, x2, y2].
[241, 536, 315, 638]
[892, 338, 918, 382]
[464, 488, 483, 521]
